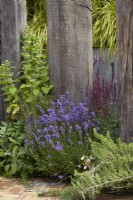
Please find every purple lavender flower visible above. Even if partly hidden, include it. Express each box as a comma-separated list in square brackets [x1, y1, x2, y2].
[24, 140, 28, 145]
[60, 127, 65, 135]
[55, 142, 63, 151]
[78, 141, 83, 145]
[43, 127, 48, 134]
[58, 175, 63, 180]
[90, 122, 95, 127]
[75, 125, 81, 132]
[35, 137, 40, 143]
[37, 129, 41, 134]
[37, 105, 45, 114]
[30, 141, 34, 145]
[82, 122, 89, 130]
[90, 112, 96, 118]
[67, 137, 71, 143]
[52, 133, 60, 139]
[68, 129, 72, 135]
[44, 134, 51, 140]
[49, 125, 56, 133]
[47, 155, 51, 159]
[64, 114, 69, 121]
[50, 101, 55, 107]
[41, 141, 45, 147]
[57, 99, 62, 108]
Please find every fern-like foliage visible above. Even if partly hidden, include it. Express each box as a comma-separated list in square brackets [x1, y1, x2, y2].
[60, 129, 133, 200]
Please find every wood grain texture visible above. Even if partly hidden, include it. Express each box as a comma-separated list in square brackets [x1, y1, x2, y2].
[46, 0, 93, 103]
[116, 0, 133, 142]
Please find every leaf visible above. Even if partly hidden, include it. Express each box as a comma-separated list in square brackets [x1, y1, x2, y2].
[12, 146, 18, 156]
[8, 137, 17, 144]
[17, 162, 23, 171]
[17, 148, 26, 156]
[26, 96, 34, 103]
[41, 85, 53, 95]
[20, 84, 28, 89]
[0, 150, 5, 157]
[0, 126, 7, 133]
[4, 164, 10, 172]
[33, 89, 40, 96]
[9, 88, 17, 95]
[11, 163, 17, 175]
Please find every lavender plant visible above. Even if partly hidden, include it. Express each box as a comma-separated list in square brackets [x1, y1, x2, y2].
[25, 92, 97, 179]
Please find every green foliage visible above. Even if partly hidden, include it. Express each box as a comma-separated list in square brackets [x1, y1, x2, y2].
[27, 0, 47, 45]
[20, 27, 53, 116]
[93, 0, 116, 54]
[96, 107, 120, 138]
[0, 27, 52, 120]
[60, 129, 133, 200]
[26, 132, 91, 179]
[0, 121, 34, 180]
[0, 61, 19, 119]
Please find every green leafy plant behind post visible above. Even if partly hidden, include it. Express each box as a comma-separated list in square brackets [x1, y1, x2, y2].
[92, 0, 116, 54]
[26, 0, 47, 45]
[20, 27, 53, 117]
[0, 27, 52, 120]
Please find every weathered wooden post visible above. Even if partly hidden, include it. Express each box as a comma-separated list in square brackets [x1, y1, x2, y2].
[0, 0, 27, 121]
[46, 0, 93, 103]
[116, 0, 133, 142]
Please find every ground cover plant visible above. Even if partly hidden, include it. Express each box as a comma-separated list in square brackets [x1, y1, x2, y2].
[60, 129, 133, 200]
[0, 120, 35, 182]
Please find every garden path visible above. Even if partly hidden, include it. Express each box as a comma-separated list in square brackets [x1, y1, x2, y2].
[0, 176, 68, 200]
[0, 176, 133, 200]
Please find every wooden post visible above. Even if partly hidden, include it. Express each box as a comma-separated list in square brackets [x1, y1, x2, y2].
[116, 0, 133, 142]
[0, 0, 27, 121]
[46, 0, 93, 103]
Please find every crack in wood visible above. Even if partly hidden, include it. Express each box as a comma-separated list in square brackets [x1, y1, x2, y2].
[76, 4, 92, 12]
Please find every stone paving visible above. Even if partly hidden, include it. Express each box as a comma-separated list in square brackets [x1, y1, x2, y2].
[1, 176, 133, 200]
[0, 176, 68, 200]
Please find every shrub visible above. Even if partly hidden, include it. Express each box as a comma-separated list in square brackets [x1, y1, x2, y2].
[60, 129, 133, 200]
[25, 92, 97, 179]
[0, 120, 34, 182]
[90, 66, 120, 136]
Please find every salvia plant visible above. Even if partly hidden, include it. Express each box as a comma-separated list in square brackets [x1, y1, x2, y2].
[91, 67, 120, 115]
[25, 92, 97, 179]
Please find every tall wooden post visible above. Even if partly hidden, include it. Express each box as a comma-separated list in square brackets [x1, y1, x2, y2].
[116, 0, 133, 142]
[46, 0, 93, 103]
[0, 0, 27, 121]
